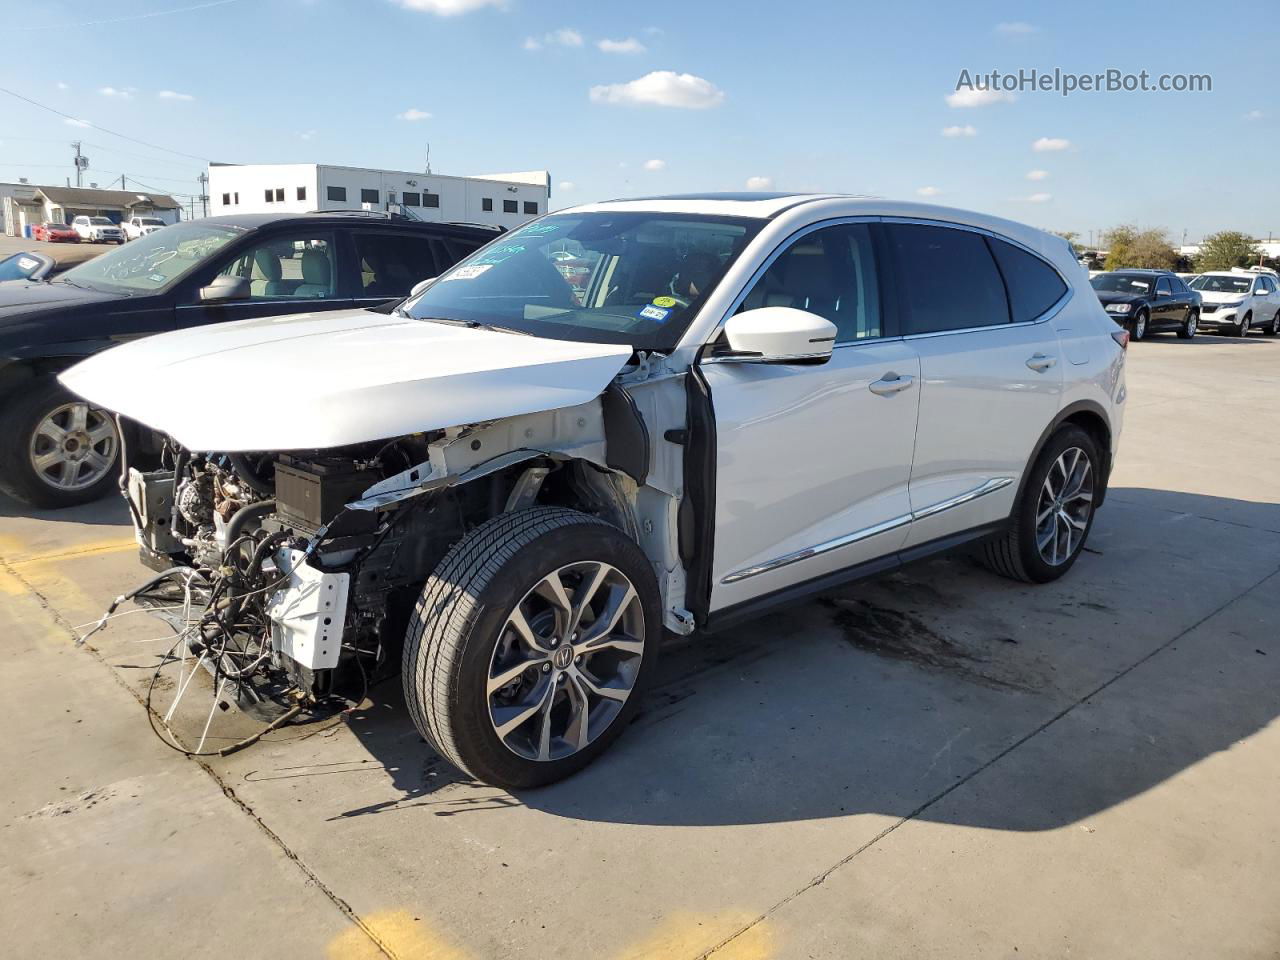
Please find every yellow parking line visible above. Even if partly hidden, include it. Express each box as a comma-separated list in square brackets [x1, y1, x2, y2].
[0, 535, 136, 567]
[616, 912, 774, 960]
[327, 910, 472, 960]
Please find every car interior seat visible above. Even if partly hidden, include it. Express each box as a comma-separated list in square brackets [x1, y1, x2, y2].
[294, 248, 332, 298]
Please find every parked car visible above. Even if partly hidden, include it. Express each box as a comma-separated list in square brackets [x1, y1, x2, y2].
[0, 212, 496, 507]
[71, 216, 124, 244]
[122, 216, 167, 241]
[62, 194, 1125, 788]
[1188, 270, 1280, 336]
[32, 222, 80, 243]
[0, 252, 55, 283]
[1090, 269, 1200, 340]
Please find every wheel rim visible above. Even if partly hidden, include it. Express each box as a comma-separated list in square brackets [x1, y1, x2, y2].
[1241, 316, 1250, 336]
[1135, 314, 1146, 338]
[1035, 447, 1094, 567]
[28, 402, 119, 492]
[1187, 313, 1197, 336]
[487, 561, 644, 762]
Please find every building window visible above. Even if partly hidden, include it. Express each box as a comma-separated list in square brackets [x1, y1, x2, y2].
[222, 193, 231, 205]
[360, 188, 379, 205]
[523, 201, 538, 215]
[297, 186, 307, 201]
[482, 197, 493, 212]
[402, 192, 421, 207]
[327, 186, 346, 202]
[503, 199, 518, 213]
[423, 193, 440, 208]
[265, 189, 274, 203]
[275, 188, 284, 202]
[234, 192, 239, 205]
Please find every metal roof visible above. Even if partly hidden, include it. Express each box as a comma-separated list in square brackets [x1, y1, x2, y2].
[38, 185, 181, 210]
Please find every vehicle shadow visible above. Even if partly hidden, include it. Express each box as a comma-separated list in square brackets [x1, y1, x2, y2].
[333, 486, 1280, 833]
[1139, 332, 1273, 346]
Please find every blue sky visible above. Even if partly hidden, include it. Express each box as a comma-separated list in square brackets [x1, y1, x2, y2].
[2, 0, 1276, 243]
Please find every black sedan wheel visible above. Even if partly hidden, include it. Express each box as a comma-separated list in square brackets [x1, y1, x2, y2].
[1131, 310, 1148, 341]
[1177, 310, 1198, 339]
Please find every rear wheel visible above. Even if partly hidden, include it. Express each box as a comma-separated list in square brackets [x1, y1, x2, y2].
[403, 507, 661, 789]
[0, 377, 122, 508]
[1267, 312, 1280, 337]
[981, 425, 1100, 584]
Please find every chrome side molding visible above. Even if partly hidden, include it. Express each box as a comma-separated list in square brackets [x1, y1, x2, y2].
[720, 476, 1014, 585]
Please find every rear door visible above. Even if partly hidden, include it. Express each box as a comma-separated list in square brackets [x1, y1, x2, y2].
[348, 230, 452, 310]
[881, 221, 1065, 549]
[703, 220, 922, 612]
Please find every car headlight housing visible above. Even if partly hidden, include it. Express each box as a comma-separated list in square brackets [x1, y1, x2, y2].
[1105, 302, 1131, 314]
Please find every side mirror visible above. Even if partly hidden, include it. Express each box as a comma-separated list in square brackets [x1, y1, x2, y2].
[721, 306, 837, 364]
[200, 274, 252, 302]
[409, 277, 437, 299]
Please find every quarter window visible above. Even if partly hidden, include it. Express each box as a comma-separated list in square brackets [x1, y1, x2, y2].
[353, 233, 440, 298]
[327, 186, 347, 202]
[739, 223, 882, 343]
[987, 237, 1068, 322]
[360, 188, 379, 205]
[886, 223, 1010, 334]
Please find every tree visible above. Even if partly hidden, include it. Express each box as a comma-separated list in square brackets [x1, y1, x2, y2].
[1102, 224, 1177, 270]
[1194, 231, 1260, 272]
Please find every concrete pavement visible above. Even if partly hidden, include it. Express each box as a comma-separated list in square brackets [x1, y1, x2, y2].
[1, 331, 1277, 959]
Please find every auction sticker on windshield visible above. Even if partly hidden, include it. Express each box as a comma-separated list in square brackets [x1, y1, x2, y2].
[444, 264, 492, 281]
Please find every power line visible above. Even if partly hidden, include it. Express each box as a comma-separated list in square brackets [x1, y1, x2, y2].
[10, 0, 245, 32]
[0, 86, 211, 162]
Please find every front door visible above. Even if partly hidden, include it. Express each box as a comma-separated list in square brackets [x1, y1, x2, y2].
[702, 221, 921, 613]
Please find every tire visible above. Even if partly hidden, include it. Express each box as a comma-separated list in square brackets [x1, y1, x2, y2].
[403, 507, 662, 789]
[1130, 310, 1148, 341]
[981, 424, 1100, 584]
[0, 377, 122, 509]
[1267, 312, 1280, 337]
[1235, 313, 1251, 337]
[1177, 309, 1198, 339]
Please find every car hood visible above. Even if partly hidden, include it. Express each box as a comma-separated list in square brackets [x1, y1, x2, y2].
[60, 308, 634, 452]
[1195, 291, 1247, 305]
[0, 279, 126, 320]
[1093, 291, 1146, 305]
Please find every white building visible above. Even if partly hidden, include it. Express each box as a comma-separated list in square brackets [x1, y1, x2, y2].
[207, 163, 550, 228]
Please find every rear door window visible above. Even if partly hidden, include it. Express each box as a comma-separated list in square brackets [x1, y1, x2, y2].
[885, 223, 1010, 334]
[987, 238, 1068, 322]
[351, 233, 439, 298]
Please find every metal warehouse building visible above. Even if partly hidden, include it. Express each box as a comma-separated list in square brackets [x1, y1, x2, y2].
[207, 163, 551, 228]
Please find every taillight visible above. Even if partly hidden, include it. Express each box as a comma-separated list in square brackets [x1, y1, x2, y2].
[1111, 329, 1129, 350]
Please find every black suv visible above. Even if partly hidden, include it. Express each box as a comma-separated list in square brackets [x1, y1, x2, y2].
[0, 212, 496, 507]
[1089, 269, 1201, 341]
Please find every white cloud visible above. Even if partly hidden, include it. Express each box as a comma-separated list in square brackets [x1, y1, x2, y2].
[396, 108, 432, 121]
[98, 86, 133, 99]
[558, 180, 575, 192]
[941, 124, 977, 137]
[1026, 169, 1049, 181]
[1026, 192, 1052, 203]
[745, 175, 773, 191]
[1032, 136, 1070, 151]
[525, 27, 583, 50]
[300, 130, 317, 140]
[522, 36, 541, 50]
[390, 0, 503, 15]
[946, 87, 1014, 108]
[590, 71, 725, 109]
[157, 90, 194, 101]
[996, 21, 1038, 35]
[643, 158, 666, 171]
[599, 37, 646, 54]
[56, 82, 69, 90]
[916, 186, 942, 197]
[1245, 109, 1264, 121]
[64, 118, 90, 128]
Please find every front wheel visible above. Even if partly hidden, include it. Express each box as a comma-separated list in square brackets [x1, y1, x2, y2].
[403, 507, 661, 789]
[1178, 310, 1198, 339]
[0, 377, 122, 508]
[1235, 313, 1252, 337]
[980, 424, 1100, 583]
[1130, 310, 1148, 341]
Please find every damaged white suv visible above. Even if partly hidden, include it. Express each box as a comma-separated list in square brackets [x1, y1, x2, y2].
[62, 193, 1126, 788]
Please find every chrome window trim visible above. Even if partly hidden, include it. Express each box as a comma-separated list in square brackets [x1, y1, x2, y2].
[719, 476, 1014, 585]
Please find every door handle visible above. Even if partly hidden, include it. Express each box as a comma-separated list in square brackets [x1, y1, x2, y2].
[868, 373, 914, 396]
[1026, 353, 1057, 372]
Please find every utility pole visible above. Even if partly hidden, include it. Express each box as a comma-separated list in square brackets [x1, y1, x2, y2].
[425, 144, 431, 175]
[197, 171, 209, 219]
[71, 141, 84, 187]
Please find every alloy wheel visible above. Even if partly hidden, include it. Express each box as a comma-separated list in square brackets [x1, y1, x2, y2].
[488, 561, 645, 762]
[1035, 446, 1094, 567]
[1186, 312, 1197, 336]
[28, 402, 119, 492]
[1134, 313, 1146, 340]
[1240, 315, 1251, 337]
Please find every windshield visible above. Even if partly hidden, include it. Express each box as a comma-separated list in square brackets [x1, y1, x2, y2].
[90, 217, 113, 225]
[403, 212, 764, 350]
[1189, 275, 1251, 294]
[1091, 274, 1153, 295]
[59, 221, 242, 293]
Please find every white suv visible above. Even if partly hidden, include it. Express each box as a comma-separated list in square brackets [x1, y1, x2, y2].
[62, 194, 1126, 787]
[1189, 269, 1280, 336]
[71, 215, 124, 244]
[122, 216, 166, 241]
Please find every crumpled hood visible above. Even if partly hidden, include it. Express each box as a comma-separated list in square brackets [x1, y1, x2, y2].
[60, 308, 633, 452]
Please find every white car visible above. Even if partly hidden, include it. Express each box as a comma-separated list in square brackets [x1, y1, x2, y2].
[70, 215, 124, 244]
[1189, 269, 1280, 336]
[122, 216, 166, 241]
[61, 194, 1126, 788]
